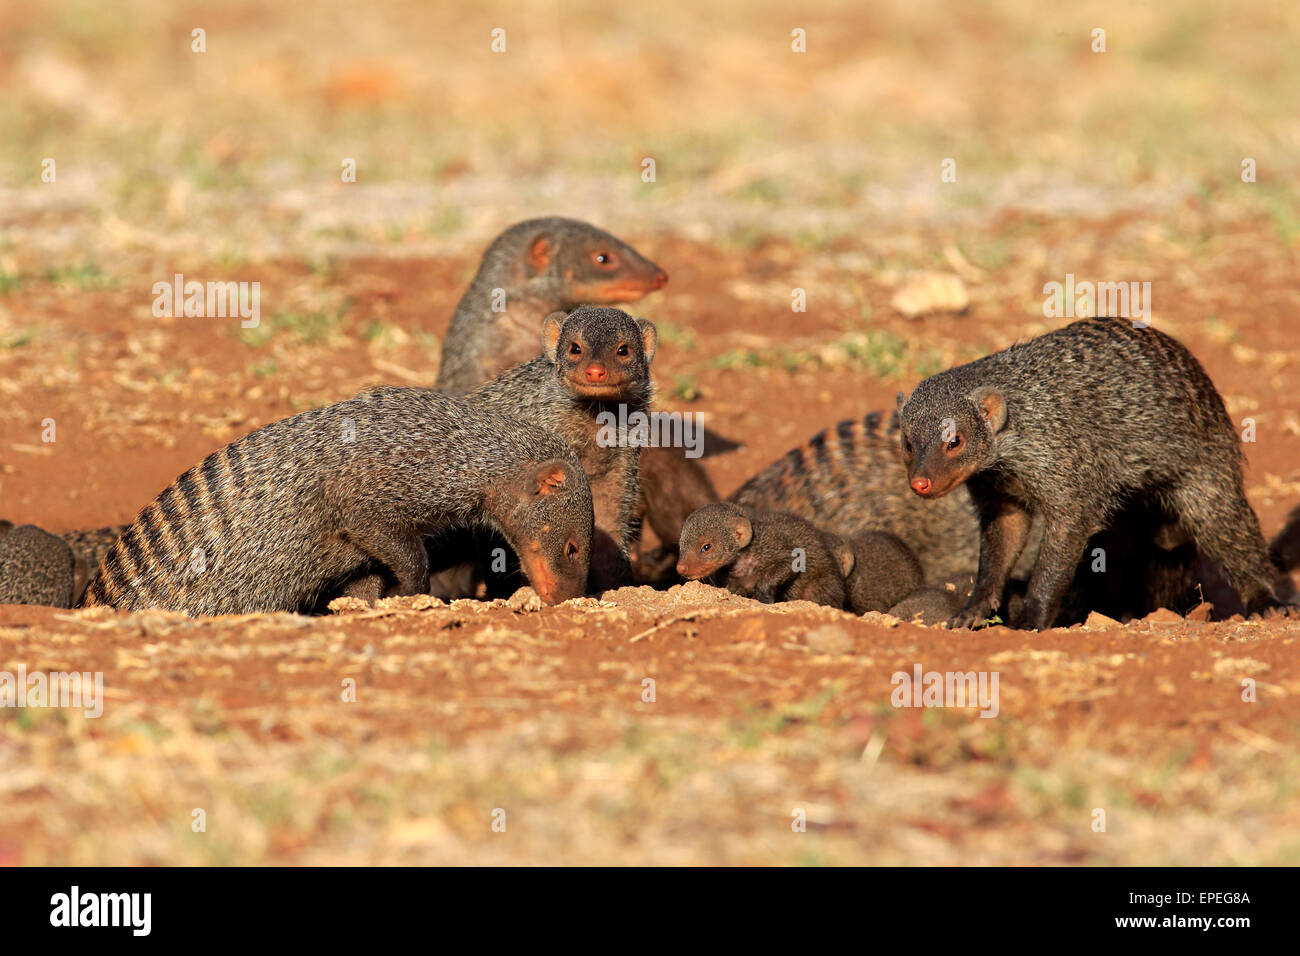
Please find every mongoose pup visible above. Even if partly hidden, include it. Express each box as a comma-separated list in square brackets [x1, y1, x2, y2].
[464, 306, 657, 592]
[631, 450, 721, 584]
[888, 587, 962, 625]
[842, 530, 925, 614]
[676, 503, 847, 607]
[435, 217, 667, 395]
[730, 411, 989, 582]
[897, 318, 1278, 631]
[0, 522, 80, 607]
[83, 387, 593, 615]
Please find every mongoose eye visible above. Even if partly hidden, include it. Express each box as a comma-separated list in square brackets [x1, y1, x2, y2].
[700, 542, 711, 554]
[565, 540, 580, 562]
[616, 344, 629, 357]
[946, 435, 964, 452]
[569, 342, 582, 356]
[592, 251, 617, 268]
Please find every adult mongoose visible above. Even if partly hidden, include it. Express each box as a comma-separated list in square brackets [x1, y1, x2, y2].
[676, 503, 847, 608]
[434, 217, 667, 395]
[82, 387, 594, 615]
[897, 317, 1279, 631]
[0, 522, 80, 608]
[463, 305, 657, 592]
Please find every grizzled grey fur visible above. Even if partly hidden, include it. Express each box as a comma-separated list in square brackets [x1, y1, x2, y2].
[83, 386, 593, 615]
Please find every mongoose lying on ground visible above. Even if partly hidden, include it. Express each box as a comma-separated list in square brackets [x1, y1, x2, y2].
[888, 586, 962, 625]
[842, 530, 925, 614]
[677, 503, 847, 607]
[0, 522, 80, 607]
[435, 217, 667, 395]
[83, 387, 593, 615]
[462, 305, 657, 592]
[898, 317, 1279, 631]
[729, 411, 990, 582]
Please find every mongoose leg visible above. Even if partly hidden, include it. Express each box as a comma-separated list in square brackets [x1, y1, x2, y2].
[341, 573, 387, 603]
[952, 501, 1032, 629]
[1016, 519, 1094, 630]
[347, 528, 430, 597]
[1168, 473, 1277, 612]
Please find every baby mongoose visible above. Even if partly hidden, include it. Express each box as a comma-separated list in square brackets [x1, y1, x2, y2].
[435, 217, 667, 395]
[631, 448, 721, 584]
[842, 530, 925, 614]
[463, 306, 657, 592]
[677, 503, 846, 607]
[898, 317, 1279, 631]
[83, 386, 594, 615]
[730, 411, 990, 583]
[0, 522, 80, 608]
[888, 587, 961, 626]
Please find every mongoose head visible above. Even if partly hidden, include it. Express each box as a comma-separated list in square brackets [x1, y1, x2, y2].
[896, 385, 1007, 499]
[542, 306, 657, 400]
[488, 458, 594, 604]
[676, 503, 752, 579]
[509, 218, 668, 305]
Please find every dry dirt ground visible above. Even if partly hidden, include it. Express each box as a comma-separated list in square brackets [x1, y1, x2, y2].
[2, 0, 1300, 865]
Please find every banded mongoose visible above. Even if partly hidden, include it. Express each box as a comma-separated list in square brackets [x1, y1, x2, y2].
[463, 305, 657, 592]
[842, 530, 925, 614]
[888, 587, 962, 625]
[82, 386, 594, 615]
[434, 217, 667, 395]
[897, 317, 1279, 631]
[729, 411, 990, 582]
[676, 503, 847, 608]
[632, 447, 722, 584]
[0, 522, 80, 608]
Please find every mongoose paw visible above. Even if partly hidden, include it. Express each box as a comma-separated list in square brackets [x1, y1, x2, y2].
[948, 598, 1000, 630]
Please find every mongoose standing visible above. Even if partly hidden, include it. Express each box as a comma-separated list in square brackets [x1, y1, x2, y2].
[83, 387, 594, 615]
[842, 530, 925, 614]
[0, 522, 80, 608]
[677, 503, 847, 607]
[434, 218, 667, 395]
[464, 306, 657, 592]
[897, 318, 1278, 631]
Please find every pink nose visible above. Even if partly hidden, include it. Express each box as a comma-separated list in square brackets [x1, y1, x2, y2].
[910, 477, 932, 496]
[585, 364, 607, 383]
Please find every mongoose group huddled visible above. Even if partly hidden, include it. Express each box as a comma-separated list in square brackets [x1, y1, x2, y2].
[4, 219, 1297, 632]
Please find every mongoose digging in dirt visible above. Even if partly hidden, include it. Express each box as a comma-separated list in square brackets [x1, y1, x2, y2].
[897, 317, 1279, 631]
[677, 503, 847, 607]
[83, 387, 593, 615]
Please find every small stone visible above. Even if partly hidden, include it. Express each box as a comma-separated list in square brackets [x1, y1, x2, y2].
[1083, 611, 1121, 630]
[890, 271, 969, 318]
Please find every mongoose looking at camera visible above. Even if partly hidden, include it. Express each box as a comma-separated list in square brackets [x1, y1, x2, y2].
[463, 305, 657, 592]
[82, 387, 593, 615]
[677, 503, 847, 608]
[897, 318, 1279, 631]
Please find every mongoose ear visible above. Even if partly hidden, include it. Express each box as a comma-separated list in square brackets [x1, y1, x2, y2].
[833, 539, 855, 578]
[970, 387, 1008, 433]
[542, 312, 567, 363]
[731, 516, 753, 549]
[636, 318, 658, 366]
[526, 234, 553, 275]
[895, 391, 909, 414]
[533, 459, 573, 497]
